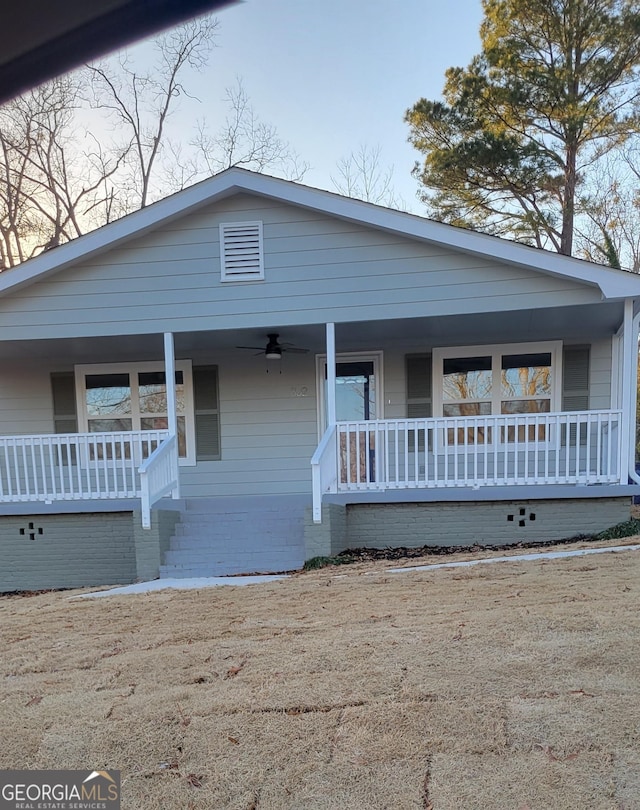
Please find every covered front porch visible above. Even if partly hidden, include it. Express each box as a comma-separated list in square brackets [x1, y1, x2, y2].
[0, 297, 637, 527]
[312, 409, 624, 519]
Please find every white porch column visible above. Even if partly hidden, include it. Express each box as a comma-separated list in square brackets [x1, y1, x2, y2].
[621, 301, 640, 482]
[620, 300, 635, 481]
[163, 331, 180, 500]
[164, 332, 177, 438]
[326, 322, 337, 425]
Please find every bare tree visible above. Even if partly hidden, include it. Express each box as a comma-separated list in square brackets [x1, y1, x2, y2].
[190, 79, 308, 181]
[576, 151, 640, 272]
[0, 17, 309, 269]
[87, 18, 219, 210]
[0, 76, 125, 269]
[332, 144, 404, 208]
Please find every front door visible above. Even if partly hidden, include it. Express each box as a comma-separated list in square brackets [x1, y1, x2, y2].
[317, 353, 382, 431]
[317, 353, 382, 485]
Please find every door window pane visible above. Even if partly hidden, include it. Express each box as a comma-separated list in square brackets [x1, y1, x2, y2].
[326, 361, 376, 422]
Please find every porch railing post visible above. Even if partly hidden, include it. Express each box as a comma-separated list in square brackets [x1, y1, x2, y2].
[140, 469, 151, 529]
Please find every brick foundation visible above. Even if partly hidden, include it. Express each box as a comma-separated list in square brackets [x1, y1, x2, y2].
[0, 509, 179, 592]
[304, 497, 631, 559]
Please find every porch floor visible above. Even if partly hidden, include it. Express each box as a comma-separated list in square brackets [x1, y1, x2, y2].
[324, 483, 640, 505]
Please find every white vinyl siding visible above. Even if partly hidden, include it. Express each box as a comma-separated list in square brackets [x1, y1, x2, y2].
[219, 221, 264, 281]
[0, 365, 54, 435]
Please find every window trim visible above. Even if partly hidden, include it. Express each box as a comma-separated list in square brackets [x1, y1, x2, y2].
[432, 341, 562, 417]
[74, 360, 196, 466]
[219, 220, 264, 282]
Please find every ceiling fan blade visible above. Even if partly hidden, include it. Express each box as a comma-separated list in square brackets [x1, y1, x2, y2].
[283, 347, 310, 354]
[236, 345, 266, 350]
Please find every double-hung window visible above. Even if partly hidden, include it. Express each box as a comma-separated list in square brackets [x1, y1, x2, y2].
[75, 361, 196, 464]
[433, 342, 561, 443]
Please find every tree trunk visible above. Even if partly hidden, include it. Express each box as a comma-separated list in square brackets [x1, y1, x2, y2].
[561, 141, 578, 256]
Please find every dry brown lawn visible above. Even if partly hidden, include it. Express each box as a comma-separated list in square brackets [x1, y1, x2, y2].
[2, 539, 640, 809]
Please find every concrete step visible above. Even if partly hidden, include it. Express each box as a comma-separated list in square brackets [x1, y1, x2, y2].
[159, 494, 308, 578]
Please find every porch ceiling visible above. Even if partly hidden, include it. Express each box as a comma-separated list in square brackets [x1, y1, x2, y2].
[0, 300, 623, 363]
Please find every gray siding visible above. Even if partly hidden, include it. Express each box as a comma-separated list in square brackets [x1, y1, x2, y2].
[381, 349, 406, 420]
[0, 362, 54, 435]
[0, 194, 602, 341]
[180, 351, 318, 497]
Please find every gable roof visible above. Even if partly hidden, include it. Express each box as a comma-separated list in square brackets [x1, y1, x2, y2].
[1, 166, 639, 300]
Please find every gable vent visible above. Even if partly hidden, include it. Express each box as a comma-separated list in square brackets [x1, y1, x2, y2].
[219, 221, 264, 281]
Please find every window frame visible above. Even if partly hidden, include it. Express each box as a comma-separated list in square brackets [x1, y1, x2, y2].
[432, 341, 562, 418]
[74, 360, 196, 466]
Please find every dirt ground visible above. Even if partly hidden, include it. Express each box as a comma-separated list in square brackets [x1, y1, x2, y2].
[2, 538, 640, 809]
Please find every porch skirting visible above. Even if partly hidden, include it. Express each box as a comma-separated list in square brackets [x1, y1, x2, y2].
[0, 508, 179, 593]
[304, 497, 631, 559]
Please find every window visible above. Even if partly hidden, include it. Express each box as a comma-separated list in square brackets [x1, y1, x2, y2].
[75, 361, 196, 465]
[220, 221, 264, 281]
[433, 342, 561, 442]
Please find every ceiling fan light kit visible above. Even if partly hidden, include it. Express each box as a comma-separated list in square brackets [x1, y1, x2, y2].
[236, 333, 309, 362]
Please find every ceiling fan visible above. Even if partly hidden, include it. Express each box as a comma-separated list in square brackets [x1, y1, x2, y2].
[236, 333, 310, 361]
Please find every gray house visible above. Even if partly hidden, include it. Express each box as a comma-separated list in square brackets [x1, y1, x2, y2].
[1, 167, 639, 591]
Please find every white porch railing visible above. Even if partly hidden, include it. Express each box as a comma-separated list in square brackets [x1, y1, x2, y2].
[139, 434, 180, 529]
[0, 429, 169, 505]
[312, 410, 623, 521]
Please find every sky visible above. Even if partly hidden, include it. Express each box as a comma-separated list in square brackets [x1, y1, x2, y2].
[147, 0, 485, 211]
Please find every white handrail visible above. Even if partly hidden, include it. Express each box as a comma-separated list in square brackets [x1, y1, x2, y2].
[311, 424, 338, 523]
[139, 433, 179, 529]
[331, 410, 623, 491]
[0, 429, 169, 504]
